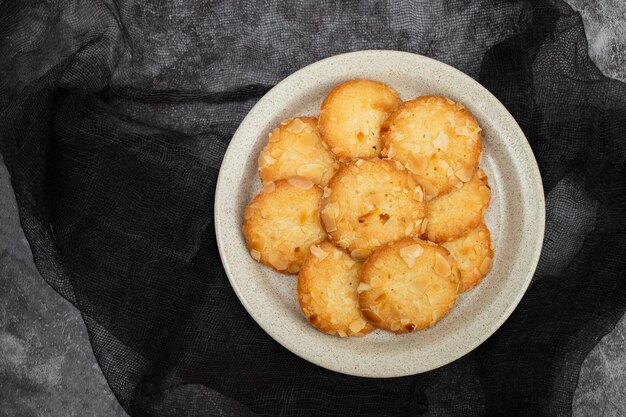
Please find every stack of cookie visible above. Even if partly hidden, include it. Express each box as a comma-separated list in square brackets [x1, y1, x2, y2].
[243, 80, 494, 337]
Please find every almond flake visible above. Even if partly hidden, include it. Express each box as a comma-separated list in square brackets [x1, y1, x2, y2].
[433, 132, 449, 150]
[351, 248, 372, 261]
[262, 181, 276, 193]
[287, 176, 314, 189]
[321, 207, 337, 232]
[399, 244, 424, 268]
[433, 252, 452, 276]
[455, 126, 471, 136]
[357, 282, 371, 293]
[286, 118, 306, 134]
[297, 163, 327, 181]
[454, 167, 474, 182]
[349, 319, 367, 334]
[250, 249, 261, 261]
[479, 256, 493, 274]
[310, 245, 329, 260]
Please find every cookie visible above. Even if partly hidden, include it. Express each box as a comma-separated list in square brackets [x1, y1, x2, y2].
[425, 168, 491, 243]
[321, 158, 427, 260]
[243, 178, 326, 274]
[258, 117, 339, 186]
[442, 223, 494, 292]
[319, 79, 401, 160]
[381, 95, 482, 198]
[358, 238, 460, 334]
[297, 240, 374, 337]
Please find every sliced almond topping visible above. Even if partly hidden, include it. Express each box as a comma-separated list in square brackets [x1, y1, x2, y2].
[337, 238, 351, 249]
[323, 187, 332, 198]
[414, 186, 424, 202]
[351, 248, 372, 261]
[454, 167, 474, 182]
[357, 282, 371, 293]
[344, 257, 356, 268]
[286, 118, 307, 134]
[262, 181, 276, 193]
[479, 256, 493, 274]
[477, 168, 487, 180]
[406, 154, 427, 174]
[321, 207, 337, 232]
[390, 321, 401, 332]
[337, 330, 348, 338]
[386, 144, 396, 158]
[393, 160, 405, 171]
[250, 249, 261, 262]
[271, 257, 289, 271]
[297, 163, 326, 181]
[455, 126, 471, 136]
[433, 251, 452, 276]
[413, 176, 438, 199]
[287, 176, 314, 189]
[349, 319, 367, 334]
[333, 248, 343, 260]
[400, 244, 424, 268]
[355, 159, 365, 167]
[433, 131, 449, 150]
[405, 222, 415, 235]
[361, 308, 382, 324]
[331, 146, 344, 155]
[268, 131, 279, 143]
[261, 153, 276, 166]
[420, 218, 429, 235]
[310, 245, 329, 260]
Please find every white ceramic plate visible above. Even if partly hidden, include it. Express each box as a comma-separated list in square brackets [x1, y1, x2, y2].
[215, 50, 545, 378]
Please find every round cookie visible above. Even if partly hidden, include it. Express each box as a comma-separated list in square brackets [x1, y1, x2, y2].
[298, 240, 374, 337]
[319, 79, 401, 160]
[381, 95, 482, 198]
[321, 158, 427, 260]
[425, 168, 491, 243]
[243, 178, 326, 274]
[258, 117, 339, 187]
[442, 223, 494, 292]
[358, 238, 460, 334]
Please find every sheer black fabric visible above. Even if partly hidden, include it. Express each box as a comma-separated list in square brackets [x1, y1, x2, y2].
[1, 0, 625, 416]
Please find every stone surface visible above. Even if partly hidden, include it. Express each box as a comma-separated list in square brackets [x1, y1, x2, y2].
[0, 1, 624, 415]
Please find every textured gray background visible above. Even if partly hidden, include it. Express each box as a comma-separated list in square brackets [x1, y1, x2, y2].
[0, 1, 624, 416]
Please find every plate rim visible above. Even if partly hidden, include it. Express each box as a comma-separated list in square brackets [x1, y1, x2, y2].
[214, 50, 545, 378]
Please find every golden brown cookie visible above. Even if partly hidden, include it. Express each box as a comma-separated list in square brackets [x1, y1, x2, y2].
[358, 238, 460, 334]
[258, 117, 339, 187]
[242, 178, 326, 274]
[319, 79, 401, 160]
[425, 168, 491, 243]
[297, 240, 374, 337]
[442, 223, 494, 292]
[381, 95, 482, 198]
[320, 158, 427, 260]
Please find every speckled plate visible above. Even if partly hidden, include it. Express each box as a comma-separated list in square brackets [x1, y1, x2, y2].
[215, 50, 545, 377]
